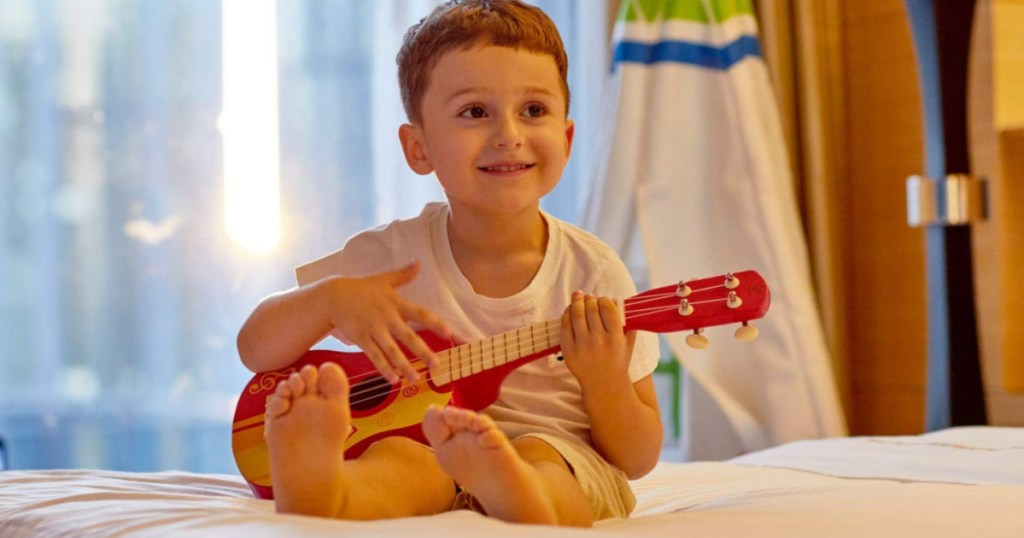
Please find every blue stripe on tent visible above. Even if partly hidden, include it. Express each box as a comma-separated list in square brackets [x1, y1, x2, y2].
[613, 35, 762, 70]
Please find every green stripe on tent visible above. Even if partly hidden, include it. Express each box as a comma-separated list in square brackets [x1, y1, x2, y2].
[619, 0, 755, 24]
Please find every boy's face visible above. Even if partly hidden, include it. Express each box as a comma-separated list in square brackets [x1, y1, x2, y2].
[399, 45, 574, 220]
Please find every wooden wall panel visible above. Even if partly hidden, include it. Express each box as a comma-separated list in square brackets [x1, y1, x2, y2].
[970, 0, 1002, 423]
[968, 0, 1024, 426]
[990, 1, 1024, 419]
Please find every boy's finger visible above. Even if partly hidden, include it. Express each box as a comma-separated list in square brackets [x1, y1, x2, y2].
[560, 309, 577, 349]
[362, 341, 401, 385]
[374, 332, 420, 384]
[584, 294, 602, 332]
[560, 309, 574, 335]
[598, 296, 622, 331]
[570, 292, 588, 335]
[393, 322, 439, 369]
[400, 301, 453, 341]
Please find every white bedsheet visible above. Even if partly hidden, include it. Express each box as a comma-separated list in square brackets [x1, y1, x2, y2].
[732, 426, 1024, 485]
[2, 427, 1022, 537]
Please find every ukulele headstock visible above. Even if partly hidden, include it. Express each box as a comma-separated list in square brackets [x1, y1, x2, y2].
[622, 270, 770, 349]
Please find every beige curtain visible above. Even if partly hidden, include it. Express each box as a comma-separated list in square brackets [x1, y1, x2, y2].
[754, 0, 851, 416]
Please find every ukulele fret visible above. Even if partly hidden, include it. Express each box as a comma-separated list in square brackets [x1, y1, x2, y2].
[459, 343, 468, 379]
[432, 348, 453, 386]
[545, 319, 558, 350]
[452, 344, 463, 382]
[481, 334, 497, 369]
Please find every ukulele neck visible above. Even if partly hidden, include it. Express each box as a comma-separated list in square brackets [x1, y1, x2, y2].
[430, 319, 562, 385]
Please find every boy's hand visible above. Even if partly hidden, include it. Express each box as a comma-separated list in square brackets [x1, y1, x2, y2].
[318, 262, 452, 384]
[559, 291, 635, 389]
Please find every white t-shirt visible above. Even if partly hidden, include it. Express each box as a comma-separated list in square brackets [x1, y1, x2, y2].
[296, 202, 660, 449]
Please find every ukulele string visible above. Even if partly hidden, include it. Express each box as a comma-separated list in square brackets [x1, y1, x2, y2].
[344, 319, 566, 407]
[340, 319, 561, 388]
[341, 290, 732, 389]
[338, 285, 732, 389]
[343, 296, 736, 406]
[342, 294, 735, 404]
[339, 316, 566, 388]
[624, 283, 728, 306]
[624, 297, 726, 317]
[341, 298, 732, 409]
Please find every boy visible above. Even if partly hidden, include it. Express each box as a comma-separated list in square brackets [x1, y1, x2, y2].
[236, 0, 662, 527]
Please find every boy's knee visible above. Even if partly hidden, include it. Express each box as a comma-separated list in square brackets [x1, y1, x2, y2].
[365, 436, 436, 464]
[363, 436, 457, 511]
[512, 437, 569, 470]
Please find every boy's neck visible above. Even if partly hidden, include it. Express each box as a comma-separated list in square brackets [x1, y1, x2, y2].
[445, 205, 548, 298]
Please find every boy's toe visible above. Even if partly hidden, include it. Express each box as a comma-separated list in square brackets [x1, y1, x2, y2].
[265, 394, 291, 420]
[317, 362, 350, 399]
[422, 405, 454, 445]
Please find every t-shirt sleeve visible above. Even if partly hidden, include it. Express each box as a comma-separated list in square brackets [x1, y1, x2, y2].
[295, 226, 397, 287]
[293, 227, 398, 345]
[593, 257, 661, 382]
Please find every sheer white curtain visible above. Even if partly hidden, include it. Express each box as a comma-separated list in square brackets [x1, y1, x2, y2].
[371, 0, 446, 224]
[0, 0, 610, 472]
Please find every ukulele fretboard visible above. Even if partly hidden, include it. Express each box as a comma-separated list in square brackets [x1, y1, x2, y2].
[429, 319, 561, 385]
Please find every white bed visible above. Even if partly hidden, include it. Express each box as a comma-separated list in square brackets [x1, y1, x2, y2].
[2, 427, 1022, 537]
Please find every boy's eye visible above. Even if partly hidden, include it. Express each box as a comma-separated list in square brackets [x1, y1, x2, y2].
[460, 106, 486, 119]
[523, 104, 546, 117]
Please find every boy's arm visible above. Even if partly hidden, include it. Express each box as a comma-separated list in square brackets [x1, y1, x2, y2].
[237, 262, 452, 383]
[560, 292, 663, 479]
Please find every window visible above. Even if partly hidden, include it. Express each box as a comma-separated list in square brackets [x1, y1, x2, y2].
[0, 0, 610, 472]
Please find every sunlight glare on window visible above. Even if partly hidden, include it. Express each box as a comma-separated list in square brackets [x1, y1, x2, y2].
[221, 0, 281, 253]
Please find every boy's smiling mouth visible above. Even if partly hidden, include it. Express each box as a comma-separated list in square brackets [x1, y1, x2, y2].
[478, 162, 536, 173]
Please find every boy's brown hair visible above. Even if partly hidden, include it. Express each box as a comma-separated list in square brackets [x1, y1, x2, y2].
[397, 0, 570, 125]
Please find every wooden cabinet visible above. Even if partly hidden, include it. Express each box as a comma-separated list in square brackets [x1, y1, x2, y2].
[840, 0, 1024, 432]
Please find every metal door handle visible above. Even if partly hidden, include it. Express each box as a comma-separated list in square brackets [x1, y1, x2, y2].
[907, 174, 987, 226]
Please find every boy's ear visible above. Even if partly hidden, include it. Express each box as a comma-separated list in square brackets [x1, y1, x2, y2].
[563, 118, 576, 161]
[398, 123, 434, 175]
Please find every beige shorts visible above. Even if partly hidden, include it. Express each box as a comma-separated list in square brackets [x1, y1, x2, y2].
[451, 433, 635, 521]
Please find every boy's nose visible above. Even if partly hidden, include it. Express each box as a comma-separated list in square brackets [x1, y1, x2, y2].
[492, 116, 524, 148]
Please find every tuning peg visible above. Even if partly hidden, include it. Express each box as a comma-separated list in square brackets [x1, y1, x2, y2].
[675, 280, 692, 298]
[727, 291, 742, 309]
[734, 322, 758, 341]
[685, 329, 709, 349]
[724, 272, 740, 289]
[677, 299, 694, 316]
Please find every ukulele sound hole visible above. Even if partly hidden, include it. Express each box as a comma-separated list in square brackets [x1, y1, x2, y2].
[349, 375, 392, 412]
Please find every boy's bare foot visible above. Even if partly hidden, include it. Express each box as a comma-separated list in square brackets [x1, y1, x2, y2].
[265, 362, 351, 516]
[422, 405, 558, 524]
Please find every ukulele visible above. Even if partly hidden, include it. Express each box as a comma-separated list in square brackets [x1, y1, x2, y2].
[232, 270, 770, 499]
